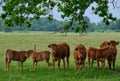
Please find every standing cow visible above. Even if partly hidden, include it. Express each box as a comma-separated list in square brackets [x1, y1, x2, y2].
[48, 42, 70, 70]
[100, 40, 119, 70]
[74, 44, 86, 71]
[88, 46, 113, 70]
[30, 51, 51, 70]
[5, 49, 33, 71]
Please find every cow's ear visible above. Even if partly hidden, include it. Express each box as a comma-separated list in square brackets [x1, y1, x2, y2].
[48, 45, 51, 48]
[75, 48, 78, 51]
[117, 41, 119, 45]
[56, 44, 58, 47]
[107, 42, 110, 45]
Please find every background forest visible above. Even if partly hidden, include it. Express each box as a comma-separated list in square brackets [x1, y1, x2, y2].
[0, 17, 120, 32]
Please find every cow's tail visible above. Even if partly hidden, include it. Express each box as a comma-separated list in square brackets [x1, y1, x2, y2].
[4, 49, 10, 70]
[68, 46, 70, 58]
[67, 46, 70, 69]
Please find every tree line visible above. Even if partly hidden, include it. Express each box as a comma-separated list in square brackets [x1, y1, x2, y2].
[0, 17, 120, 32]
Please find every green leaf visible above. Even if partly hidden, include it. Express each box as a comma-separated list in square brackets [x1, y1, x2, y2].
[1, 14, 7, 19]
[105, 20, 110, 25]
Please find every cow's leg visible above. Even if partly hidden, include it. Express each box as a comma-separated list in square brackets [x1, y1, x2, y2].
[7, 59, 11, 71]
[32, 61, 34, 69]
[46, 59, 50, 70]
[88, 57, 91, 69]
[75, 60, 79, 70]
[32, 61, 35, 69]
[35, 61, 38, 69]
[78, 61, 81, 70]
[66, 57, 69, 69]
[75, 63, 78, 71]
[97, 60, 100, 69]
[83, 60, 85, 69]
[5, 57, 8, 71]
[101, 60, 105, 70]
[20, 62, 23, 70]
[81, 62, 84, 70]
[79, 63, 82, 70]
[83, 61, 85, 68]
[58, 59, 61, 71]
[91, 59, 94, 69]
[107, 59, 112, 70]
[113, 58, 116, 70]
[62, 58, 65, 69]
[52, 59, 55, 70]
[18, 62, 21, 70]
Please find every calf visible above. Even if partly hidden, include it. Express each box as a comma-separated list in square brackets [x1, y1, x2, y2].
[5, 49, 33, 71]
[30, 51, 51, 70]
[88, 46, 112, 70]
[48, 42, 70, 70]
[100, 40, 119, 70]
[74, 44, 86, 70]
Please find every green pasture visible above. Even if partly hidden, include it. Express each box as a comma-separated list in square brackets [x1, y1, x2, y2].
[0, 32, 120, 81]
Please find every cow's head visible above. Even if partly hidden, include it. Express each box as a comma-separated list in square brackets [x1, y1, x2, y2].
[109, 40, 119, 47]
[75, 48, 85, 70]
[100, 41, 110, 49]
[75, 48, 84, 61]
[48, 44, 58, 60]
[48, 44, 58, 51]
[26, 50, 34, 57]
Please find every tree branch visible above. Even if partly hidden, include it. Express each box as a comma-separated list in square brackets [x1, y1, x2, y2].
[110, 0, 120, 8]
[110, 0, 115, 9]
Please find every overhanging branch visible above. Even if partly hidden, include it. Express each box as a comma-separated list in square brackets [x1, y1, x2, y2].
[110, 0, 120, 8]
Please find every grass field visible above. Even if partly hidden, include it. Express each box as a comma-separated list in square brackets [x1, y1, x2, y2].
[0, 32, 120, 81]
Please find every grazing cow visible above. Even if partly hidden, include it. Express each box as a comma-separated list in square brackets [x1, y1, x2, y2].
[30, 51, 51, 70]
[100, 40, 119, 70]
[48, 42, 70, 70]
[5, 49, 33, 71]
[88, 46, 112, 70]
[74, 44, 86, 70]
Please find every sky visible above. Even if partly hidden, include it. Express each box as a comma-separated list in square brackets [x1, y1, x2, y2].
[0, 1, 120, 23]
[84, 2, 120, 23]
[52, 1, 120, 23]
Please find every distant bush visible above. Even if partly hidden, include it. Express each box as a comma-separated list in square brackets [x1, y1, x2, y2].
[114, 30, 120, 32]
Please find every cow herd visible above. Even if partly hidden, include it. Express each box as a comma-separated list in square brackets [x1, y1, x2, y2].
[4, 40, 119, 71]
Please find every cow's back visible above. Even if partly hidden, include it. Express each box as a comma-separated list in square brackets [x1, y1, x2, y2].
[56, 43, 70, 59]
[88, 47, 97, 60]
[6, 49, 20, 61]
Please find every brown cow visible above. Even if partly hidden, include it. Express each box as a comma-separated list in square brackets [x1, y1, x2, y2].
[74, 44, 86, 71]
[100, 40, 119, 70]
[48, 42, 70, 70]
[88, 46, 112, 70]
[5, 49, 33, 71]
[30, 51, 51, 70]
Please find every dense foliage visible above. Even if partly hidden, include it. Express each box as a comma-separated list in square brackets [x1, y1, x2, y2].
[0, 0, 118, 33]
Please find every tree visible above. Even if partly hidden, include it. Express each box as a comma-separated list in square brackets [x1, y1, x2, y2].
[115, 19, 120, 30]
[0, 0, 118, 33]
